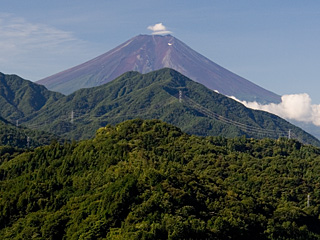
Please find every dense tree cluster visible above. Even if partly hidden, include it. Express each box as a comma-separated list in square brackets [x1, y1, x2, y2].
[0, 119, 320, 239]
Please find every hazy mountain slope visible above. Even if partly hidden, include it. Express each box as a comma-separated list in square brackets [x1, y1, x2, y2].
[29, 69, 319, 145]
[0, 72, 64, 122]
[288, 120, 320, 140]
[37, 35, 280, 103]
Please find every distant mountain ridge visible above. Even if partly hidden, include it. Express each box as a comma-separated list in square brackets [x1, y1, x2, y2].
[37, 35, 280, 104]
[3, 69, 314, 145]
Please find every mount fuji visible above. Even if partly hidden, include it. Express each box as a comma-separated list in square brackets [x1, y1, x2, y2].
[37, 35, 280, 104]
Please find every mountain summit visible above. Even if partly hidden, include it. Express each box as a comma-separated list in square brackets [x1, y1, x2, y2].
[37, 34, 280, 103]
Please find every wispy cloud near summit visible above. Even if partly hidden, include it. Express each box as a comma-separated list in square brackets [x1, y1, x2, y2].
[147, 23, 172, 35]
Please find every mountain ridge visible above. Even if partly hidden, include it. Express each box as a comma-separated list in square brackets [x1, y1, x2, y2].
[26, 69, 320, 145]
[0, 72, 64, 122]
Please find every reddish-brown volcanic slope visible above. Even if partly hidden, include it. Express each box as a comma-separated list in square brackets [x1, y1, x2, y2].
[37, 35, 280, 103]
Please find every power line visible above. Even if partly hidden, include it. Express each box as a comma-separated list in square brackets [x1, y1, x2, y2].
[180, 92, 291, 139]
[13, 88, 301, 142]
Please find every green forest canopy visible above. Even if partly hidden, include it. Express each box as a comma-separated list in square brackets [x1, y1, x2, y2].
[1, 119, 320, 239]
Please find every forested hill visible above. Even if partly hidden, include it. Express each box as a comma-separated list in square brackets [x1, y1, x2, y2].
[0, 72, 64, 121]
[0, 117, 61, 148]
[18, 68, 320, 146]
[1, 119, 320, 239]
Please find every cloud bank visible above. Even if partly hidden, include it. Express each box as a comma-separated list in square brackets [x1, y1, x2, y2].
[231, 93, 320, 126]
[147, 23, 172, 35]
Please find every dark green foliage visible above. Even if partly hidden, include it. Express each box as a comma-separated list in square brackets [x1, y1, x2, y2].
[0, 117, 61, 148]
[1, 119, 320, 239]
[7, 69, 318, 146]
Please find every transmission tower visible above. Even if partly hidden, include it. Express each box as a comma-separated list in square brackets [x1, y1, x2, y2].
[71, 110, 74, 124]
[288, 129, 291, 139]
[179, 90, 182, 103]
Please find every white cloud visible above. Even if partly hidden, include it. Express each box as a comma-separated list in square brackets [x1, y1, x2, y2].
[147, 23, 172, 35]
[230, 93, 320, 126]
[0, 13, 92, 80]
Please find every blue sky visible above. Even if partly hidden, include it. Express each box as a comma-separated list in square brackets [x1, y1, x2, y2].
[1, 0, 320, 104]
